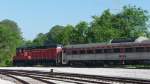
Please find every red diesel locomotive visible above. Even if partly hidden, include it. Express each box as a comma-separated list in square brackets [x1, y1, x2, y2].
[13, 44, 62, 66]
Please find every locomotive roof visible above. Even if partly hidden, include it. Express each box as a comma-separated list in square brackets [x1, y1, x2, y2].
[64, 42, 150, 49]
[17, 44, 62, 50]
[64, 37, 150, 48]
[64, 43, 110, 48]
[111, 38, 136, 43]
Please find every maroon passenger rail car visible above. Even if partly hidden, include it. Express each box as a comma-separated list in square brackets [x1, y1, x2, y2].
[13, 45, 62, 66]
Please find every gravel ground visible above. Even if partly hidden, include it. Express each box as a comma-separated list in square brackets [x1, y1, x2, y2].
[0, 67, 150, 80]
[0, 78, 15, 84]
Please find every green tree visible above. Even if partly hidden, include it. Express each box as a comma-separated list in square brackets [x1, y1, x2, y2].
[91, 10, 119, 42]
[46, 25, 64, 44]
[22, 40, 33, 47]
[32, 33, 48, 46]
[0, 19, 23, 66]
[90, 5, 150, 43]
[74, 21, 89, 44]
[59, 25, 74, 45]
[31, 5, 150, 46]
[112, 5, 149, 38]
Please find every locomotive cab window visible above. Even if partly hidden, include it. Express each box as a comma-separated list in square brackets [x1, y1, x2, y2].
[20, 49, 24, 53]
[18, 49, 21, 53]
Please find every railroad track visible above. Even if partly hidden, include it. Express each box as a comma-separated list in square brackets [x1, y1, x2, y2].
[0, 69, 150, 84]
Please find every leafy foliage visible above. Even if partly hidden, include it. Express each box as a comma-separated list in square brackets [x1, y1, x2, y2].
[73, 21, 89, 44]
[91, 9, 119, 42]
[32, 33, 48, 46]
[46, 25, 64, 44]
[112, 5, 149, 38]
[22, 5, 150, 45]
[0, 19, 23, 66]
[28, 5, 150, 46]
[59, 25, 74, 45]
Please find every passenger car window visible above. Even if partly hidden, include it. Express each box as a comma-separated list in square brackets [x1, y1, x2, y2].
[135, 47, 145, 52]
[125, 48, 133, 52]
[104, 49, 112, 53]
[113, 48, 120, 53]
[87, 50, 93, 54]
[95, 49, 102, 53]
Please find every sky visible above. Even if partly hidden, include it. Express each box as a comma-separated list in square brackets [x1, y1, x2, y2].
[0, 0, 149, 40]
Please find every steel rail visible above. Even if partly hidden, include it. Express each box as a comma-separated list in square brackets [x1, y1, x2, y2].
[1, 69, 150, 84]
[3, 70, 108, 84]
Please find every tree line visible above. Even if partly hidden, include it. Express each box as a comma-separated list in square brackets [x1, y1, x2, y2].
[0, 5, 150, 66]
[25, 5, 150, 46]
